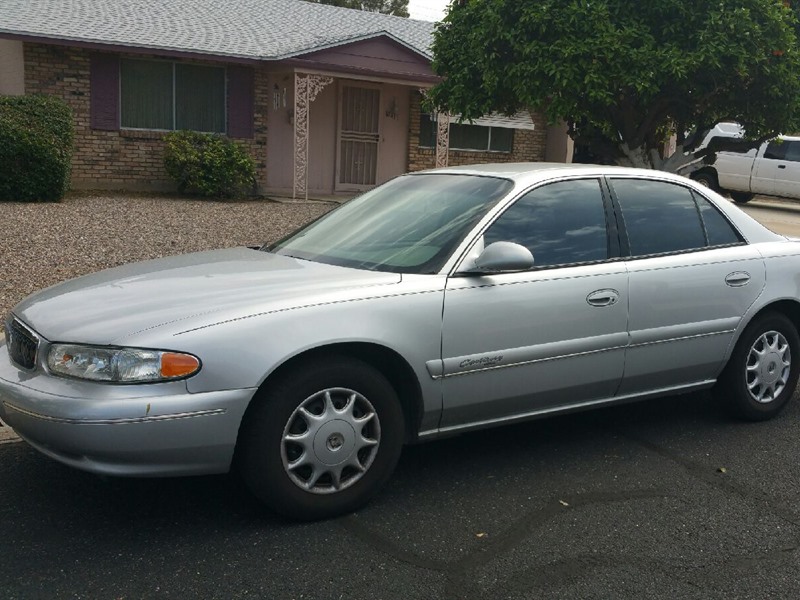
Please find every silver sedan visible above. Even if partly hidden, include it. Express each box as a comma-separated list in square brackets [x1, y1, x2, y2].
[2, 164, 799, 520]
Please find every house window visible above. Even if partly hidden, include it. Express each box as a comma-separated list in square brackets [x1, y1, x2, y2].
[419, 114, 513, 152]
[120, 59, 226, 133]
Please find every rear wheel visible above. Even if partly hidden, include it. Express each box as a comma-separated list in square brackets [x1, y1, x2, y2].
[716, 313, 800, 421]
[730, 191, 755, 204]
[237, 356, 404, 520]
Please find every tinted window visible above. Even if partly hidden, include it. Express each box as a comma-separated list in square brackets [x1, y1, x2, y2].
[764, 140, 787, 160]
[269, 174, 513, 274]
[695, 193, 742, 246]
[484, 179, 608, 268]
[612, 179, 706, 256]
[784, 141, 800, 162]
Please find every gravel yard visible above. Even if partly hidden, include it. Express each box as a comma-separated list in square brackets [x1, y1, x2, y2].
[0, 192, 335, 319]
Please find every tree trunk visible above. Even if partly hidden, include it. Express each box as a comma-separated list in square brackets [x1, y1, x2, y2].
[618, 141, 705, 174]
[618, 143, 658, 169]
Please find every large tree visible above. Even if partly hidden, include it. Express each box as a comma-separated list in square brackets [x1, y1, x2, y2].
[305, 0, 409, 17]
[429, 0, 800, 171]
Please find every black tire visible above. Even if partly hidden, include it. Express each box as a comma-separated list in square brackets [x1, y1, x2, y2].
[730, 191, 755, 204]
[716, 312, 800, 421]
[691, 170, 719, 192]
[237, 356, 404, 520]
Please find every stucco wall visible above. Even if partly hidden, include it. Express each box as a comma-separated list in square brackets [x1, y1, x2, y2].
[23, 42, 268, 192]
[265, 77, 412, 196]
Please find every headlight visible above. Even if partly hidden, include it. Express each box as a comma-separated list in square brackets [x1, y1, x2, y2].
[47, 344, 201, 383]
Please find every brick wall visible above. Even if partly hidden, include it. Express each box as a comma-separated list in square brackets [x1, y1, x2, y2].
[23, 43, 551, 192]
[407, 92, 548, 172]
[23, 43, 269, 192]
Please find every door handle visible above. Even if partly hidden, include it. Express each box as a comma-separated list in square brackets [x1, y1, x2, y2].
[586, 289, 620, 307]
[725, 272, 751, 287]
[778, 164, 787, 169]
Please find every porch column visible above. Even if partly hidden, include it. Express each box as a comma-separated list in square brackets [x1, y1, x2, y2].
[293, 73, 333, 200]
[436, 111, 450, 168]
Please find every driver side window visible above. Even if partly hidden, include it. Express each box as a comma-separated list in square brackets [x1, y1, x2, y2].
[483, 178, 609, 268]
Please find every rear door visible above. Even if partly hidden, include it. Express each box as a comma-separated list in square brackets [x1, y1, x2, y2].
[769, 140, 800, 200]
[609, 178, 765, 396]
[751, 140, 785, 196]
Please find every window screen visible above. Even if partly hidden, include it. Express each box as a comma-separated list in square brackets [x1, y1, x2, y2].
[120, 59, 225, 133]
[419, 114, 513, 152]
[176, 64, 225, 133]
[121, 60, 173, 130]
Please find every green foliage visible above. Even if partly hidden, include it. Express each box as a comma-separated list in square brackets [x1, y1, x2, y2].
[163, 131, 257, 199]
[0, 95, 74, 202]
[303, 0, 409, 17]
[429, 0, 800, 169]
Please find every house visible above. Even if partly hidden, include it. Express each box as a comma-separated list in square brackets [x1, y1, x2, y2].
[0, 0, 572, 198]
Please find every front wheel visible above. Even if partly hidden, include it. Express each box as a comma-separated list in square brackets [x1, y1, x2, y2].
[237, 356, 404, 520]
[716, 313, 800, 421]
[691, 170, 719, 192]
[730, 191, 755, 204]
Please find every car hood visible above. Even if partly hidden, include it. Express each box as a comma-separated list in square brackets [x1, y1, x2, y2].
[12, 247, 401, 344]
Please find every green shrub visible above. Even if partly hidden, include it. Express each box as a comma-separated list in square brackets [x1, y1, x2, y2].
[164, 131, 257, 199]
[0, 95, 74, 202]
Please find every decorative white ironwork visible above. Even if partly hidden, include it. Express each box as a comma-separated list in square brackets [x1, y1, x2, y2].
[293, 73, 333, 199]
[435, 111, 450, 168]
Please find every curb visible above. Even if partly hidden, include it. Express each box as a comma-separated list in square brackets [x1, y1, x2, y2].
[745, 196, 800, 214]
[0, 425, 21, 443]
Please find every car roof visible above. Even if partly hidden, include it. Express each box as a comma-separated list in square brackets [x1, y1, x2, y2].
[414, 162, 693, 187]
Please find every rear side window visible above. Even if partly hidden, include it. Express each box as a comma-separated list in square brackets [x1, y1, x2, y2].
[696, 194, 742, 246]
[611, 179, 741, 256]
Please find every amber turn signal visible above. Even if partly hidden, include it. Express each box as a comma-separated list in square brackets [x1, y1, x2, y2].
[161, 353, 201, 378]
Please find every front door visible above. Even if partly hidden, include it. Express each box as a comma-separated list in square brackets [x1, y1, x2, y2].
[336, 85, 380, 191]
[439, 178, 629, 430]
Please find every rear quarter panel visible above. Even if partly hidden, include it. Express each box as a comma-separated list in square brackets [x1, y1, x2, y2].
[715, 147, 759, 192]
[723, 240, 800, 363]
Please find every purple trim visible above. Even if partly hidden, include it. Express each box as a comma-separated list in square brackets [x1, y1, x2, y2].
[1, 32, 436, 83]
[90, 54, 119, 131]
[227, 66, 254, 139]
[278, 31, 432, 61]
[281, 58, 441, 84]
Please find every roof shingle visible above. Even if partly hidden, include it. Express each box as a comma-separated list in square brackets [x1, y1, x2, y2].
[0, 0, 436, 60]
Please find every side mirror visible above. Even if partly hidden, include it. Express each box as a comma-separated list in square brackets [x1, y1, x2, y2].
[460, 241, 534, 274]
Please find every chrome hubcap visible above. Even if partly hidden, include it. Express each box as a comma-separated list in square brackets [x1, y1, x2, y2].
[746, 330, 791, 404]
[281, 387, 380, 494]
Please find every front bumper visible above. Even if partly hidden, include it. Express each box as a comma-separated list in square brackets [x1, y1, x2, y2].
[0, 339, 255, 477]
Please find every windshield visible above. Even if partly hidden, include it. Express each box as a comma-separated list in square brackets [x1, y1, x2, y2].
[266, 174, 514, 274]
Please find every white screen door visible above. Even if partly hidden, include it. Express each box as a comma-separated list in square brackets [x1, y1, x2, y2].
[337, 85, 380, 189]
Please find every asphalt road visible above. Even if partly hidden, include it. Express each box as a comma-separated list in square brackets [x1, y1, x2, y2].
[3, 198, 800, 600]
[740, 195, 800, 237]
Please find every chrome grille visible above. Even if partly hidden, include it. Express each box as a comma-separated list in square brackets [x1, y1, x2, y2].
[5, 317, 39, 370]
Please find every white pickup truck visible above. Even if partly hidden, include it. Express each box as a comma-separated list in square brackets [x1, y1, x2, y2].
[690, 134, 800, 203]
